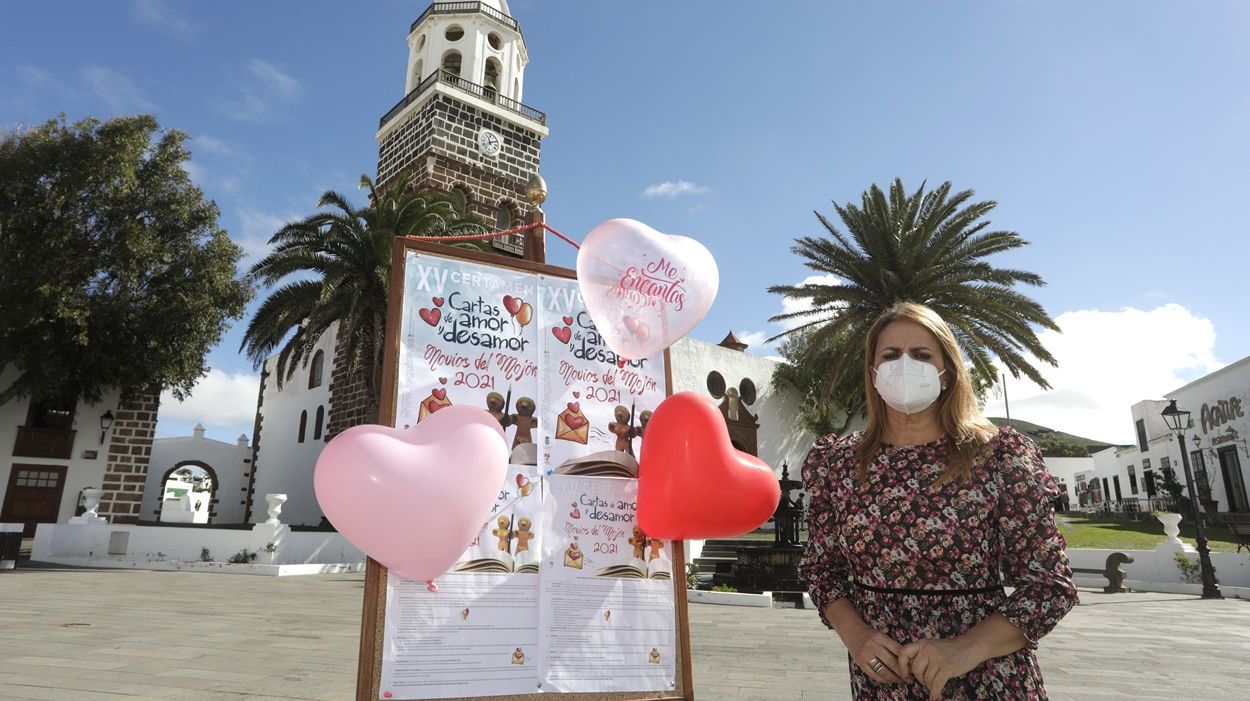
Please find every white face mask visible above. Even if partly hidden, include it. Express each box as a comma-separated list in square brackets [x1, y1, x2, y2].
[873, 355, 945, 415]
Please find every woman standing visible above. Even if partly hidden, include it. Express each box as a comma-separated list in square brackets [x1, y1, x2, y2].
[799, 302, 1076, 700]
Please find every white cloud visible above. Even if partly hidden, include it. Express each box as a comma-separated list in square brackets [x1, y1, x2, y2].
[217, 59, 304, 122]
[181, 160, 208, 185]
[775, 273, 841, 332]
[734, 330, 773, 351]
[234, 207, 295, 265]
[194, 134, 245, 159]
[18, 66, 76, 97]
[159, 369, 259, 427]
[642, 180, 710, 199]
[981, 304, 1224, 444]
[130, 0, 198, 39]
[735, 273, 842, 358]
[83, 65, 156, 113]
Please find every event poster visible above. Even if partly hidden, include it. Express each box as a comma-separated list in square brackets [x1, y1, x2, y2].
[382, 252, 678, 700]
[538, 475, 677, 693]
[379, 465, 546, 699]
[538, 276, 667, 476]
[397, 252, 542, 465]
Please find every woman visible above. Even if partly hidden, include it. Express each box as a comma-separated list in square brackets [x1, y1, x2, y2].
[799, 302, 1076, 700]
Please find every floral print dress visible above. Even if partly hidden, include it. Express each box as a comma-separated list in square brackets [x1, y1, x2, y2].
[799, 427, 1077, 700]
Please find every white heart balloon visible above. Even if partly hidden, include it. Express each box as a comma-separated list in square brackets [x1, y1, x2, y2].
[576, 218, 719, 359]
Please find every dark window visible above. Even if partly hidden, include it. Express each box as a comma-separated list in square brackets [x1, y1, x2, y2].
[1192, 450, 1211, 495]
[1102, 478, 1110, 502]
[1112, 475, 1123, 501]
[314, 406, 325, 441]
[309, 350, 325, 389]
[450, 187, 468, 214]
[1136, 419, 1149, 452]
[298, 410, 308, 444]
[27, 398, 75, 430]
[495, 202, 512, 230]
[441, 50, 462, 78]
[1127, 465, 1138, 495]
[1143, 470, 1157, 497]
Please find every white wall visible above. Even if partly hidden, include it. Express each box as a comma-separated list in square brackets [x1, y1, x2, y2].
[1041, 457, 1092, 507]
[0, 365, 124, 527]
[32, 522, 364, 567]
[668, 338, 817, 478]
[250, 325, 337, 526]
[141, 427, 252, 524]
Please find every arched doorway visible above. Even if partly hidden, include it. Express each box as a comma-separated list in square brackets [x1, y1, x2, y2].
[155, 460, 220, 524]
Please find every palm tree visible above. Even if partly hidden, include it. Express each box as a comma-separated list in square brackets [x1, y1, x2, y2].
[240, 175, 486, 423]
[768, 178, 1058, 411]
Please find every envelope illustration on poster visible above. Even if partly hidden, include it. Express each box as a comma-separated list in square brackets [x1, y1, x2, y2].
[555, 404, 589, 444]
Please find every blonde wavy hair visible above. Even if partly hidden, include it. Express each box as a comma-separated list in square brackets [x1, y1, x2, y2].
[854, 302, 998, 483]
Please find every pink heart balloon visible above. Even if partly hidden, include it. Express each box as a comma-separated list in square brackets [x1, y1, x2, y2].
[313, 405, 507, 583]
[576, 218, 719, 359]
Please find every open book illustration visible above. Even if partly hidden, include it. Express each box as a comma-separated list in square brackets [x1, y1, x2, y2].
[555, 449, 639, 478]
[595, 526, 672, 580]
[455, 513, 541, 574]
[596, 557, 672, 580]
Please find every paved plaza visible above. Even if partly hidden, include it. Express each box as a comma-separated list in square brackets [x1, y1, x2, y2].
[1, 565, 1248, 700]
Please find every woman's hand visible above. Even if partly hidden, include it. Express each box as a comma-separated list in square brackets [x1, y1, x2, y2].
[897, 637, 983, 700]
[838, 618, 912, 686]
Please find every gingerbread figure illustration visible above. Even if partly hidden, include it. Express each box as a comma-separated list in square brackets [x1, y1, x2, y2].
[648, 537, 664, 561]
[649, 648, 661, 664]
[512, 647, 526, 665]
[491, 515, 513, 553]
[514, 517, 536, 553]
[510, 396, 538, 449]
[636, 410, 653, 440]
[486, 392, 509, 427]
[628, 525, 648, 560]
[609, 405, 635, 456]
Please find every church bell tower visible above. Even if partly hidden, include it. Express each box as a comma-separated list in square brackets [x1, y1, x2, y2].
[375, 1, 547, 256]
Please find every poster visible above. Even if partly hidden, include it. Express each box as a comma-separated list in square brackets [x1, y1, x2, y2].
[397, 252, 542, 465]
[538, 475, 677, 694]
[380, 250, 679, 700]
[539, 276, 667, 476]
[379, 465, 545, 699]
[378, 472, 678, 699]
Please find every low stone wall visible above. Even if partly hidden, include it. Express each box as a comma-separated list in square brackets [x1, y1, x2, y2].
[1067, 546, 1250, 591]
[31, 522, 364, 572]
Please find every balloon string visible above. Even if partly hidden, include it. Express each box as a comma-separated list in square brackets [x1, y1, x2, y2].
[405, 223, 581, 250]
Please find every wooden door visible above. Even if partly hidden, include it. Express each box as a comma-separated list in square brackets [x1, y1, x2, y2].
[1, 465, 68, 537]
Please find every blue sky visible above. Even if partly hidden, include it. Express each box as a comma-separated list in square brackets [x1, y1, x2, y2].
[3, 1, 1248, 445]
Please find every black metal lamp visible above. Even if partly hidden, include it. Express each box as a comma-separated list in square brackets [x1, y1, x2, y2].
[99, 410, 115, 445]
[1159, 399, 1222, 599]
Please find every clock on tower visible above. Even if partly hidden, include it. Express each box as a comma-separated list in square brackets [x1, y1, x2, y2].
[375, 0, 547, 257]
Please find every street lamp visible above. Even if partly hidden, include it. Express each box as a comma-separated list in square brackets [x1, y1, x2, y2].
[99, 410, 115, 445]
[1160, 400, 1222, 599]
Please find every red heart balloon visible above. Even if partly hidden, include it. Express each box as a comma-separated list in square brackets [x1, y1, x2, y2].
[638, 392, 780, 539]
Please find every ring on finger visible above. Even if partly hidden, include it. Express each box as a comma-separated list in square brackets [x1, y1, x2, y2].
[869, 657, 885, 673]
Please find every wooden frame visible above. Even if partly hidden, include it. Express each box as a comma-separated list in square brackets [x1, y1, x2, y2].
[354, 237, 695, 701]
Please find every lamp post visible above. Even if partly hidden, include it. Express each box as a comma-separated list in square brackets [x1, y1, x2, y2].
[1160, 400, 1222, 599]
